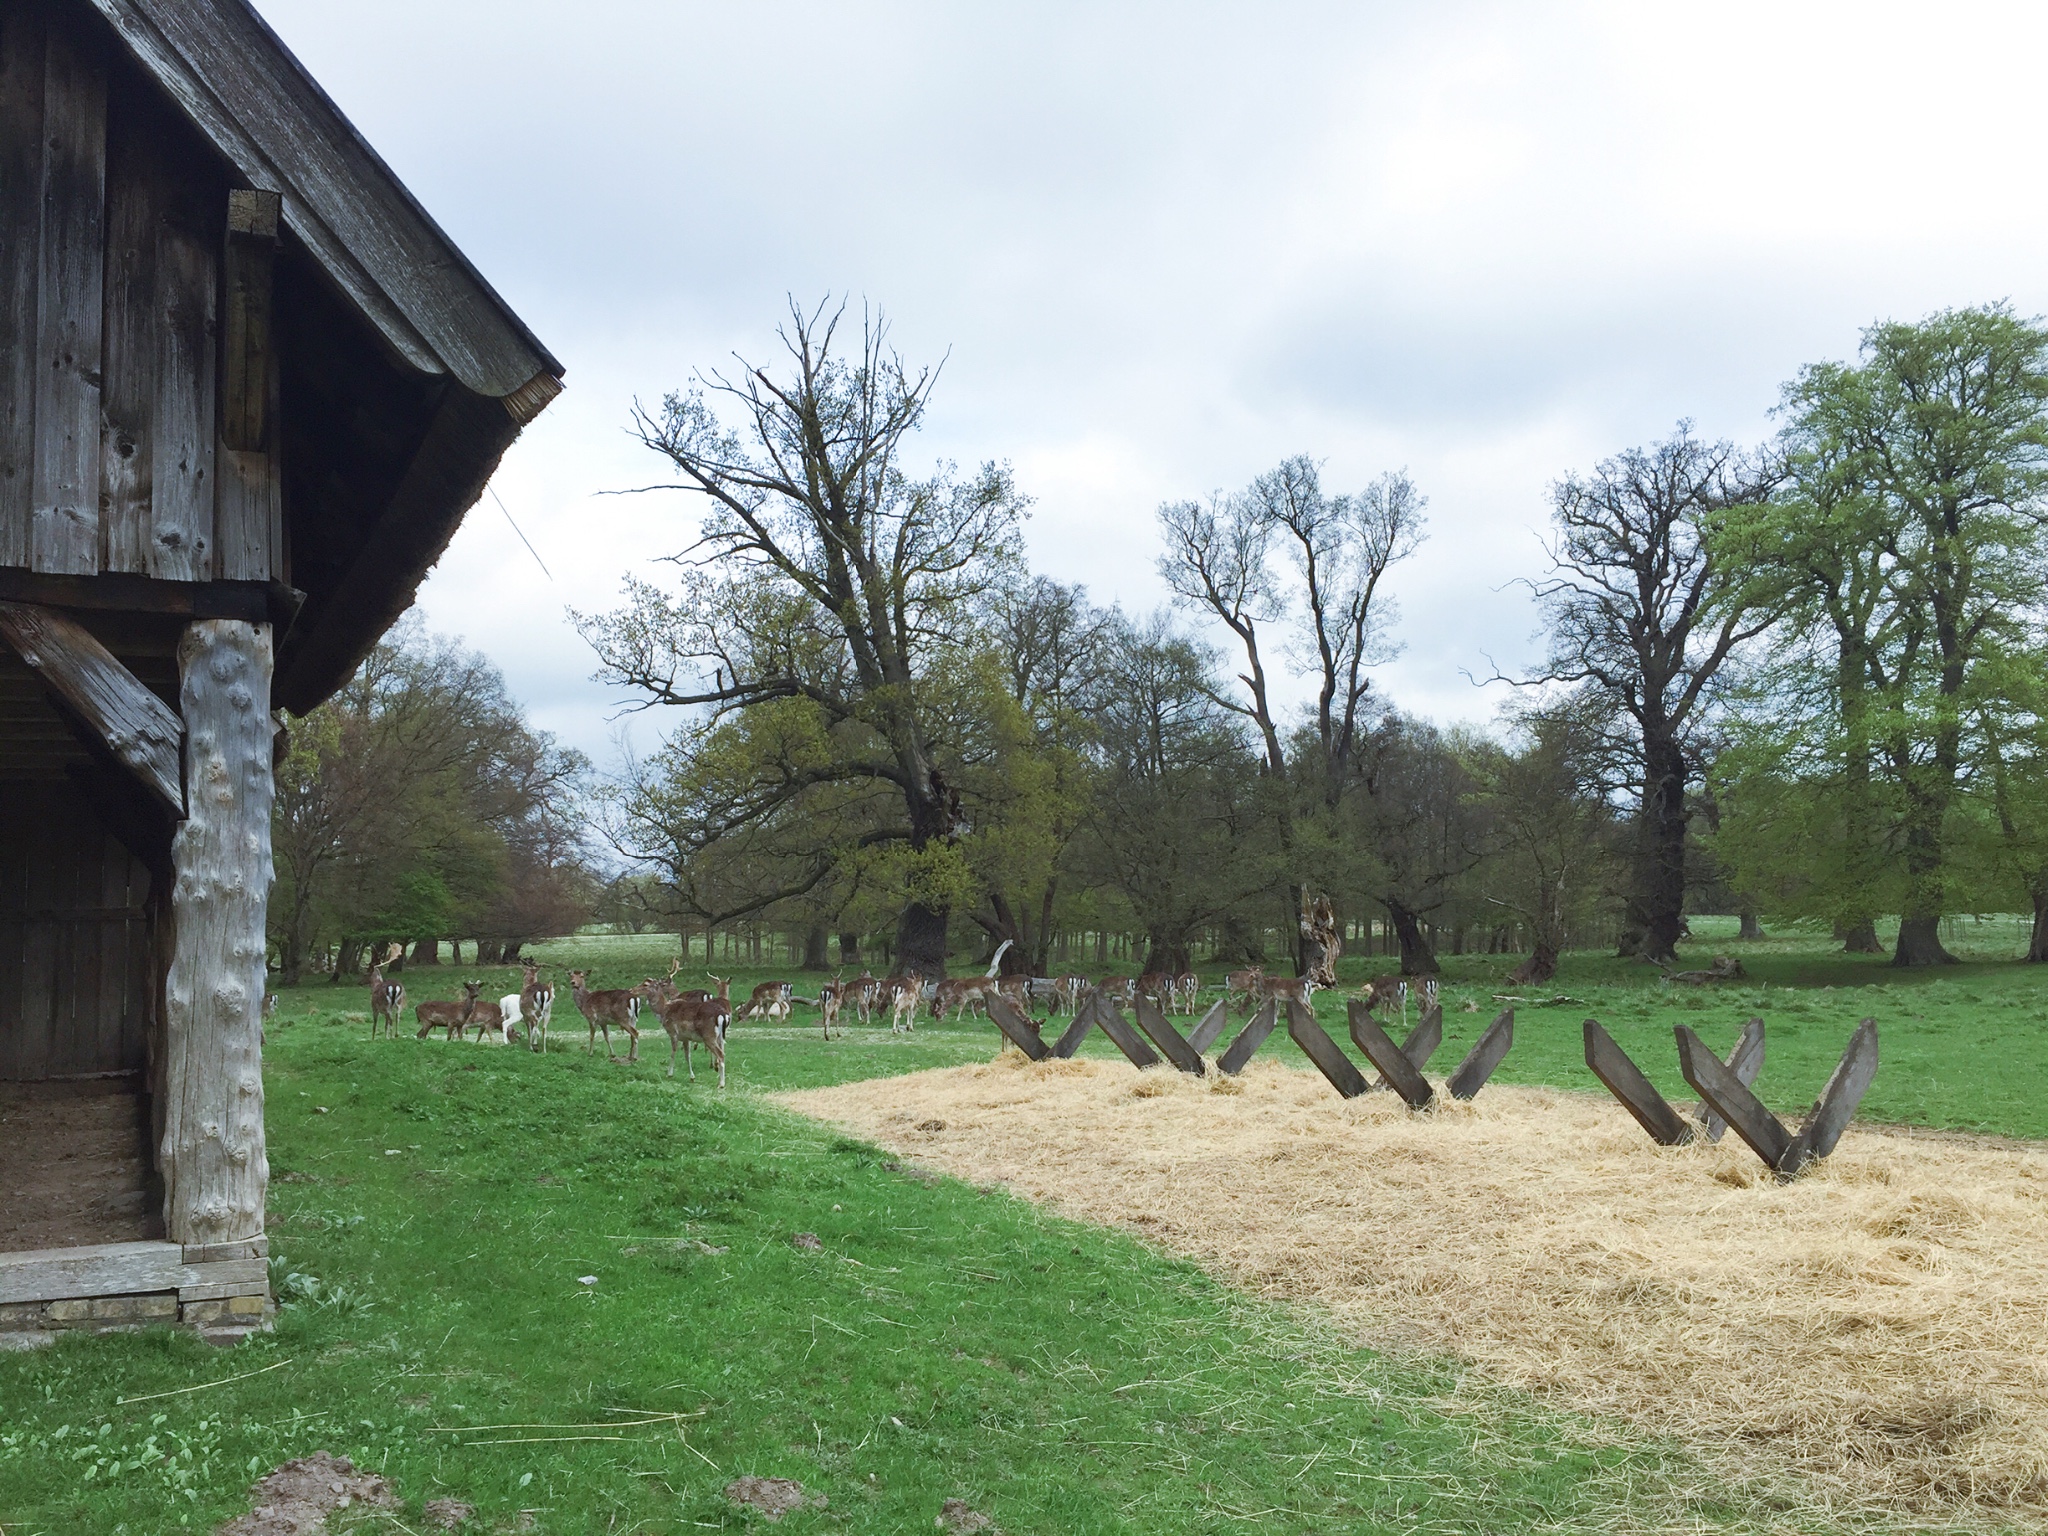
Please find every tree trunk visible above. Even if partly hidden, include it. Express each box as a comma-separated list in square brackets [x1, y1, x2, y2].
[1383, 898, 1441, 975]
[1141, 927, 1193, 975]
[837, 931, 862, 967]
[1737, 905, 1762, 941]
[1506, 942, 1557, 986]
[2028, 883, 2048, 962]
[1840, 918, 1882, 954]
[410, 936, 438, 966]
[1298, 891, 1341, 987]
[161, 620, 271, 1247]
[1893, 914, 1958, 967]
[332, 937, 364, 981]
[1621, 733, 1688, 963]
[801, 925, 829, 970]
[895, 902, 948, 977]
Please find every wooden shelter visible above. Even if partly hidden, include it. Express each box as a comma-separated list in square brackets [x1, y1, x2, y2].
[0, 0, 560, 1342]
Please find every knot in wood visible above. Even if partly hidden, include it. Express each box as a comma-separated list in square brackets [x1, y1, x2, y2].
[228, 684, 253, 712]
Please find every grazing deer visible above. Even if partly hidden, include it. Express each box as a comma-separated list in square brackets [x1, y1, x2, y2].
[1097, 975, 1135, 1005]
[930, 975, 993, 1022]
[1224, 967, 1265, 1015]
[568, 969, 642, 1062]
[368, 942, 405, 1040]
[738, 980, 794, 1023]
[1135, 971, 1174, 1009]
[653, 985, 730, 1086]
[1362, 973, 1438, 1027]
[1258, 974, 1318, 1009]
[1173, 972, 1200, 1015]
[1052, 975, 1089, 1015]
[414, 981, 479, 1040]
[996, 974, 1031, 1012]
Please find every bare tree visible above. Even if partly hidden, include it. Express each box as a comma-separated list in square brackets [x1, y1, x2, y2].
[578, 299, 1028, 974]
[1519, 426, 1775, 964]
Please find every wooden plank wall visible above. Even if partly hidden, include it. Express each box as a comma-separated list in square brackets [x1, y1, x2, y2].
[0, 0, 277, 586]
[0, 778, 154, 1081]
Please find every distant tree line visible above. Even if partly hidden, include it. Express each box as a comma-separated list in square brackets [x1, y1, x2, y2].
[524, 298, 2048, 980]
[269, 617, 594, 984]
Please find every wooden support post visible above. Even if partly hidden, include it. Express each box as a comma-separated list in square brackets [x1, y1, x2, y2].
[1370, 1005, 1443, 1092]
[1217, 999, 1279, 1076]
[0, 600, 183, 813]
[1094, 998, 1162, 1070]
[160, 620, 271, 1248]
[1779, 1018, 1878, 1176]
[1185, 997, 1231, 1056]
[1050, 993, 1097, 1059]
[1347, 1001, 1434, 1108]
[985, 995, 1049, 1062]
[1447, 1008, 1514, 1100]
[217, 190, 281, 581]
[1584, 1019, 1693, 1146]
[1696, 1017, 1765, 1143]
[1674, 1026, 1785, 1166]
[1288, 999, 1368, 1098]
[1133, 995, 1205, 1075]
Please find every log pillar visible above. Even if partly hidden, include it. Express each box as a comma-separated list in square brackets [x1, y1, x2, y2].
[161, 619, 272, 1247]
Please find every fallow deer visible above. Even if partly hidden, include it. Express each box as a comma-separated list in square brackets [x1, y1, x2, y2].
[414, 981, 479, 1041]
[1097, 975, 1135, 1006]
[884, 974, 921, 1033]
[852, 970, 881, 1025]
[930, 975, 994, 1022]
[1173, 972, 1200, 1015]
[653, 986, 729, 1086]
[1052, 975, 1089, 1015]
[466, 984, 511, 1044]
[1257, 973, 1319, 1009]
[368, 942, 405, 1040]
[1362, 973, 1438, 1027]
[817, 973, 849, 1038]
[1135, 971, 1174, 1009]
[739, 980, 794, 1023]
[519, 961, 555, 1052]
[1224, 967, 1265, 1015]
[568, 969, 642, 1062]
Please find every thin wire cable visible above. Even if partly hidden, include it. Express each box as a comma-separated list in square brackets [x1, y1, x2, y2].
[490, 484, 553, 580]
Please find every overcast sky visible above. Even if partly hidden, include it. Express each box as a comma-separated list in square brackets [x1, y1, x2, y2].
[255, 0, 2048, 767]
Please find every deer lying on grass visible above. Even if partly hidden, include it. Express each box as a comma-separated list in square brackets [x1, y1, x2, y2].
[568, 969, 641, 1062]
[414, 981, 480, 1041]
[368, 942, 405, 1040]
[652, 980, 730, 1086]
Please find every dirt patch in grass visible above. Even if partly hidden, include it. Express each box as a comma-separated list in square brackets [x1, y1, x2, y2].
[781, 1054, 2048, 1524]
[215, 1451, 396, 1534]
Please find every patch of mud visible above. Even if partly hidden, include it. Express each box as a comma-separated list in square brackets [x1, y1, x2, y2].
[725, 1475, 825, 1520]
[215, 1452, 397, 1534]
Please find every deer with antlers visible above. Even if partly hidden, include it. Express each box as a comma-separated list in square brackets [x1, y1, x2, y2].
[651, 976, 730, 1085]
[367, 942, 405, 1040]
[568, 969, 642, 1062]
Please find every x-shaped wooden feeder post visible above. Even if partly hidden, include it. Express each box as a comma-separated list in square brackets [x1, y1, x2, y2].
[1678, 1017, 1877, 1179]
[1347, 1002, 1434, 1107]
[1185, 998, 1232, 1056]
[1081, 992, 1163, 1070]
[985, 994, 1051, 1061]
[1133, 994, 1206, 1075]
[1216, 999, 1280, 1075]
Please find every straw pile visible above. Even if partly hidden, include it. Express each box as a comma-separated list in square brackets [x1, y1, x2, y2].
[779, 1055, 2048, 1522]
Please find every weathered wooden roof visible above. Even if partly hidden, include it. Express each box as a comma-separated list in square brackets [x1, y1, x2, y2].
[84, 0, 561, 400]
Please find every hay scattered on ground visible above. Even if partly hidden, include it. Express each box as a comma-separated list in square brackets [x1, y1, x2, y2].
[779, 1056, 2048, 1522]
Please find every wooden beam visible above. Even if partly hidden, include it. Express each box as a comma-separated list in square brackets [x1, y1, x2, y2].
[1094, 998, 1162, 1071]
[0, 0, 48, 568]
[216, 189, 280, 581]
[29, 5, 106, 577]
[1447, 1009, 1514, 1100]
[1371, 1006, 1443, 1092]
[1217, 999, 1279, 1076]
[985, 994, 1049, 1062]
[0, 566, 293, 623]
[1133, 994, 1205, 1075]
[0, 600, 182, 812]
[160, 619, 271, 1247]
[1288, 999, 1368, 1098]
[1674, 1025, 1788, 1168]
[1696, 1017, 1765, 1143]
[1584, 1019, 1693, 1146]
[1347, 1002, 1434, 1108]
[1185, 997, 1231, 1056]
[1779, 1018, 1879, 1177]
[1050, 995, 1096, 1059]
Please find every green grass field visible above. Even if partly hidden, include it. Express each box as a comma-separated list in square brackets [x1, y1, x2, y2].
[0, 924, 2042, 1532]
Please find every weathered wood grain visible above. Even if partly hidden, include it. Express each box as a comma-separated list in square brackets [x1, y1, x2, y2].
[0, 1237, 264, 1304]
[1288, 999, 1368, 1098]
[0, 0, 48, 567]
[98, 92, 163, 574]
[985, 994, 1050, 1062]
[1779, 1018, 1878, 1177]
[29, 8, 106, 576]
[1347, 1001, 1434, 1108]
[148, 216, 215, 580]
[1696, 1016, 1765, 1143]
[1447, 1008, 1514, 1100]
[1050, 994, 1096, 1059]
[160, 619, 271, 1246]
[0, 601, 183, 812]
[1675, 1025, 1788, 1169]
[1370, 1005, 1443, 1091]
[1185, 997, 1231, 1055]
[216, 189, 280, 582]
[1584, 1019, 1693, 1146]
[1217, 999, 1279, 1076]
[1133, 994, 1205, 1075]
[1094, 998, 1162, 1071]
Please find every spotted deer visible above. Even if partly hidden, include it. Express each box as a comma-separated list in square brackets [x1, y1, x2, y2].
[568, 969, 642, 1062]
[1363, 973, 1438, 1027]
[739, 980, 794, 1023]
[817, 973, 850, 1038]
[414, 981, 480, 1041]
[368, 942, 405, 1040]
[1257, 974, 1318, 1010]
[1224, 967, 1265, 1015]
[1173, 972, 1200, 1015]
[654, 977, 730, 1085]
[519, 961, 555, 1052]
[884, 973, 921, 1033]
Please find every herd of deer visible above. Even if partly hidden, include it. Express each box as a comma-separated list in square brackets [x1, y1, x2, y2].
[361, 939, 1445, 1092]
